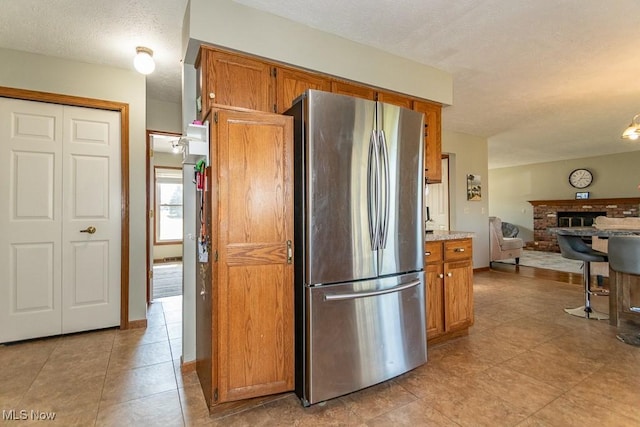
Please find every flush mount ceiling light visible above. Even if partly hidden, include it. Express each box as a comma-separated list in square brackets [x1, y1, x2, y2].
[621, 113, 640, 140]
[134, 46, 155, 75]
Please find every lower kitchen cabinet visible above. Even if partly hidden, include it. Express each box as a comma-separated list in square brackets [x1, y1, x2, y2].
[425, 238, 474, 343]
[195, 105, 295, 413]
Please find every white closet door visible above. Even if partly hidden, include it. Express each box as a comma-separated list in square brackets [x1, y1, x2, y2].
[0, 98, 121, 342]
[0, 99, 64, 342]
[61, 105, 120, 333]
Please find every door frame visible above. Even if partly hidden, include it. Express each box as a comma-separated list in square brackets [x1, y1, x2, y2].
[145, 129, 182, 304]
[0, 86, 131, 329]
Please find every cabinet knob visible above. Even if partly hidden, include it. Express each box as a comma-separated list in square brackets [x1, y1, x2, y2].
[425, 251, 431, 256]
[447, 272, 452, 277]
[438, 273, 444, 279]
[209, 92, 215, 99]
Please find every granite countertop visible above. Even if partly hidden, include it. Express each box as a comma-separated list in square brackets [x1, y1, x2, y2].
[425, 230, 475, 241]
[548, 227, 640, 237]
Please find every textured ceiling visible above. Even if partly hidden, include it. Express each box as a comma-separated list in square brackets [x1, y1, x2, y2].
[2, 0, 640, 168]
[0, 0, 187, 105]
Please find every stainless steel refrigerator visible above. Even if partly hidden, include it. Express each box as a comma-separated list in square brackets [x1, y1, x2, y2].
[285, 90, 426, 406]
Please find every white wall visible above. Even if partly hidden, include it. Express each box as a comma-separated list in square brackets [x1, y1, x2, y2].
[147, 99, 182, 133]
[442, 130, 490, 269]
[489, 150, 640, 243]
[184, 0, 452, 106]
[0, 47, 148, 322]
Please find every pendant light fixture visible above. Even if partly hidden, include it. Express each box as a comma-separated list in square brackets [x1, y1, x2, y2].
[621, 113, 640, 140]
[134, 46, 155, 75]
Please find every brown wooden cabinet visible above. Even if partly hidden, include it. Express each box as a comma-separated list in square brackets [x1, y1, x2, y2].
[196, 47, 274, 118]
[424, 238, 473, 343]
[413, 100, 442, 183]
[275, 67, 331, 113]
[330, 80, 376, 100]
[196, 105, 294, 412]
[377, 91, 413, 108]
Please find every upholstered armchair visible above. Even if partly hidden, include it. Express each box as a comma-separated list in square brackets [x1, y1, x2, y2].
[489, 216, 524, 265]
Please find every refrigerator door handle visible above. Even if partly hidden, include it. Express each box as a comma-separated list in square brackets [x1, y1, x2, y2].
[368, 130, 381, 250]
[378, 130, 390, 249]
[323, 279, 421, 301]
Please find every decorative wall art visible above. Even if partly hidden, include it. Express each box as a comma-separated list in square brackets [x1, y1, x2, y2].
[466, 174, 482, 201]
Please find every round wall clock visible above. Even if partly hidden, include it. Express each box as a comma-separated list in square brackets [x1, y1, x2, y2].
[568, 168, 593, 188]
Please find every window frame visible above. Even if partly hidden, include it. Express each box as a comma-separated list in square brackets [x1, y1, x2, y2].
[154, 166, 183, 245]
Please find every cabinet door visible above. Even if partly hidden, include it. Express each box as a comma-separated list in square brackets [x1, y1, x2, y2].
[215, 109, 294, 402]
[413, 100, 442, 183]
[330, 80, 376, 100]
[203, 48, 273, 114]
[443, 260, 474, 332]
[377, 91, 413, 109]
[276, 67, 331, 113]
[426, 262, 444, 339]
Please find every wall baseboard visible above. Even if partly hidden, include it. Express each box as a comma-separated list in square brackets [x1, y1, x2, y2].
[180, 359, 197, 372]
[127, 319, 148, 329]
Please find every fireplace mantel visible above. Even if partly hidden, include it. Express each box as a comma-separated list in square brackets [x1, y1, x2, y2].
[529, 198, 640, 207]
[528, 197, 640, 252]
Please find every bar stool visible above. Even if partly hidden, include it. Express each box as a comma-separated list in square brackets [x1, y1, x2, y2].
[556, 233, 609, 319]
[608, 235, 640, 346]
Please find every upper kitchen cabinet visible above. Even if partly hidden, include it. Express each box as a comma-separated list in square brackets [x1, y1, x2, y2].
[196, 46, 273, 118]
[330, 80, 376, 100]
[413, 100, 442, 183]
[276, 67, 331, 113]
[376, 91, 413, 109]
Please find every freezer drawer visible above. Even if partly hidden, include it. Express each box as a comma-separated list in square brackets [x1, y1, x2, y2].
[304, 272, 426, 405]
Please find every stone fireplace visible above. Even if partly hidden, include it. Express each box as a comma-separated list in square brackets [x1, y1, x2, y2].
[528, 198, 640, 252]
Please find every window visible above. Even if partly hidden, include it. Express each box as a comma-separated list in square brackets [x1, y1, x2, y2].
[155, 167, 183, 243]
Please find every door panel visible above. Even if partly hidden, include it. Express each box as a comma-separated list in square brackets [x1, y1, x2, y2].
[216, 109, 294, 402]
[378, 103, 424, 276]
[207, 50, 272, 112]
[62, 106, 120, 333]
[0, 98, 121, 342]
[0, 99, 63, 342]
[305, 90, 377, 285]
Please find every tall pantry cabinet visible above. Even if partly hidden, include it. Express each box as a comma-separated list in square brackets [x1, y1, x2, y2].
[195, 105, 295, 411]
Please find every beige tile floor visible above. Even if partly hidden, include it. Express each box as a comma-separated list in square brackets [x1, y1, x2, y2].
[1, 270, 639, 426]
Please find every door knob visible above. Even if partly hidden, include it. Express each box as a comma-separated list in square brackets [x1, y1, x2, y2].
[80, 226, 96, 234]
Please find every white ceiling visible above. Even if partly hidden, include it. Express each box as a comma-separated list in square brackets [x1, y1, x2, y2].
[2, 0, 640, 169]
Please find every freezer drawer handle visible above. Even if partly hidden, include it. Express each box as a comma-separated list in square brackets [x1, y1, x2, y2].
[324, 279, 421, 301]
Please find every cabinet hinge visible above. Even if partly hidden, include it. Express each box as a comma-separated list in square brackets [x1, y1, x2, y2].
[148, 270, 153, 280]
[273, 104, 277, 113]
[214, 112, 218, 123]
[149, 147, 153, 157]
[272, 67, 277, 77]
[215, 250, 218, 262]
[214, 388, 218, 401]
